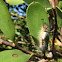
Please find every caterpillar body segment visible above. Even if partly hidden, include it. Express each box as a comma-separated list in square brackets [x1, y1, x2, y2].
[38, 25, 49, 52]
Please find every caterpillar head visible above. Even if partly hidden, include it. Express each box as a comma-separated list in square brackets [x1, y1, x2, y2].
[42, 25, 48, 32]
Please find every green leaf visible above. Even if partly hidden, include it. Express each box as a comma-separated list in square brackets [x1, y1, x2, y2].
[59, 1, 62, 9]
[24, 0, 51, 8]
[57, 58, 62, 62]
[56, 6, 62, 27]
[26, 2, 49, 41]
[0, 0, 15, 41]
[6, 0, 51, 7]
[6, 0, 24, 5]
[0, 49, 31, 62]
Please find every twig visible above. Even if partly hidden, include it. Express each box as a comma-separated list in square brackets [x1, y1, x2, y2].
[55, 0, 59, 6]
[59, 27, 62, 42]
[10, 12, 24, 18]
[17, 41, 35, 45]
[58, 35, 62, 43]
[49, 0, 59, 8]
[15, 45, 45, 58]
[0, 39, 62, 58]
[55, 52, 62, 58]
[49, 0, 58, 53]
[52, 8, 57, 52]
[0, 39, 15, 47]
[0, 39, 47, 59]
[56, 48, 62, 52]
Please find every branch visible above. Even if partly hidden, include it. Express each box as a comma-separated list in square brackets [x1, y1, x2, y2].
[49, 0, 58, 53]
[49, 0, 57, 52]
[0, 39, 15, 47]
[10, 12, 24, 18]
[17, 41, 35, 45]
[58, 35, 62, 43]
[0, 39, 62, 59]
[49, 0, 59, 9]
[52, 8, 57, 52]
[0, 39, 48, 59]
[15, 45, 45, 59]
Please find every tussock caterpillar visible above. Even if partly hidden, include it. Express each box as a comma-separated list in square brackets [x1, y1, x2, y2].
[38, 25, 49, 52]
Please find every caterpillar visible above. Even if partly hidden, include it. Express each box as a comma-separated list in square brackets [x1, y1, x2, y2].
[38, 25, 49, 52]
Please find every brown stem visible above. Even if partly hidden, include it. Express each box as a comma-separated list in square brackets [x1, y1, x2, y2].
[52, 8, 57, 53]
[0, 39, 46, 59]
[0, 39, 15, 47]
[17, 41, 35, 45]
[15, 45, 45, 58]
[10, 12, 24, 18]
[49, 0, 59, 9]
[60, 28, 62, 36]
[0, 39, 62, 58]
[51, 0, 58, 53]
[58, 35, 62, 43]
[55, 0, 59, 6]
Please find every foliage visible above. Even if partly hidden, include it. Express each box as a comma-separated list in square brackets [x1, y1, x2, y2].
[0, 0, 62, 62]
[0, 49, 31, 62]
[0, 0, 15, 41]
[6, 0, 24, 5]
[56, 6, 62, 27]
[26, 2, 49, 45]
[6, 0, 52, 8]
[24, 0, 52, 8]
